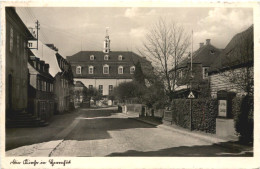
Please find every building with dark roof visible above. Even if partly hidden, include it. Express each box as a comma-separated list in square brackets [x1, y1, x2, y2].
[67, 31, 152, 97]
[209, 25, 253, 98]
[5, 7, 36, 119]
[169, 39, 222, 98]
[28, 55, 55, 124]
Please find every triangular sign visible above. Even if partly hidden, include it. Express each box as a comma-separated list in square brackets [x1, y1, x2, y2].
[188, 91, 195, 99]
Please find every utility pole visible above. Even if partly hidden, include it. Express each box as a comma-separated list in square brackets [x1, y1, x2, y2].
[35, 20, 40, 50]
[190, 30, 193, 131]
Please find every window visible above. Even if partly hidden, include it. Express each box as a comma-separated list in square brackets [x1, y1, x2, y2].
[98, 85, 103, 95]
[50, 84, 53, 92]
[103, 64, 109, 74]
[104, 55, 109, 60]
[43, 81, 46, 91]
[10, 26, 13, 52]
[130, 66, 135, 74]
[76, 66, 81, 74]
[24, 41, 27, 59]
[37, 78, 40, 90]
[89, 66, 94, 74]
[118, 66, 123, 74]
[203, 67, 209, 79]
[17, 34, 20, 55]
[46, 82, 50, 92]
[89, 85, 93, 89]
[118, 55, 122, 60]
[179, 70, 183, 78]
[90, 55, 94, 60]
[109, 85, 113, 95]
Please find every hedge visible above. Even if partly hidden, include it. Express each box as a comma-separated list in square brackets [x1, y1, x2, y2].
[170, 98, 218, 133]
[232, 95, 253, 142]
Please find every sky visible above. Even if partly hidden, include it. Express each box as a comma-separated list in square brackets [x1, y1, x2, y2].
[16, 7, 253, 57]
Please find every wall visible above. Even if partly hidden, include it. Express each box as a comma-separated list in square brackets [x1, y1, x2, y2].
[209, 68, 248, 98]
[5, 9, 29, 114]
[75, 78, 132, 96]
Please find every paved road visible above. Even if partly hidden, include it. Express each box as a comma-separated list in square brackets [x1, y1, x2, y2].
[50, 108, 252, 157]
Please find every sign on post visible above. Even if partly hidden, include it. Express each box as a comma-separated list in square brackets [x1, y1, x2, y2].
[218, 100, 227, 117]
[188, 91, 195, 99]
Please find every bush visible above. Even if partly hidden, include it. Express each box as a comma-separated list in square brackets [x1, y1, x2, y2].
[170, 98, 218, 133]
[233, 95, 253, 143]
[113, 81, 146, 103]
[171, 99, 190, 129]
[192, 99, 218, 133]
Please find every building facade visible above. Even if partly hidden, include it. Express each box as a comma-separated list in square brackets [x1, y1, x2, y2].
[28, 55, 55, 122]
[170, 39, 222, 98]
[67, 33, 152, 97]
[5, 7, 35, 118]
[209, 25, 253, 98]
[30, 41, 74, 114]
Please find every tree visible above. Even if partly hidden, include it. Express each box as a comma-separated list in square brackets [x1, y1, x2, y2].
[133, 61, 145, 86]
[87, 88, 103, 104]
[113, 81, 146, 103]
[139, 18, 190, 99]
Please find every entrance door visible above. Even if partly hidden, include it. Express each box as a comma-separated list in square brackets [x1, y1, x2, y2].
[8, 74, 13, 115]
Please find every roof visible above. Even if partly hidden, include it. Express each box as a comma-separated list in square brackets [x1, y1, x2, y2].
[6, 7, 36, 40]
[67, 51, 150, 64]
[74, 81, 86, 88]
[30, 40, 62, 77]
[210, 25, 253, 73]
[174, 43, 222, 71]
[28, 62, 53, 80]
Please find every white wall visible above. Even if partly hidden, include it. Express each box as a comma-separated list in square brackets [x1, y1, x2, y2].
[209, 68, 248, 98]
[75, 78, 132, 95]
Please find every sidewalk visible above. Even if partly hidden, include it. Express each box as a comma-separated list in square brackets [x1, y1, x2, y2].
[120, 112, 253, 153]
[5, 109, 82, 156]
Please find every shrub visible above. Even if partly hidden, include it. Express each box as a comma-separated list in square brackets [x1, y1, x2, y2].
[233, 95, 253, 143]
[113, 81, 146, 103]
[170, 98, 218, 133]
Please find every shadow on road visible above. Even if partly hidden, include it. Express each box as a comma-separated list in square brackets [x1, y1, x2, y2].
[107, 141, 253, 157]
[6, 108, 158, 151]
[64, 117, 157, 141]
[79, 109, 118, 118]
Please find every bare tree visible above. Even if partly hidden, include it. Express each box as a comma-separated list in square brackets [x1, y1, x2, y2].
[219, 25, 253, 96]
[139, 18, 190, 99]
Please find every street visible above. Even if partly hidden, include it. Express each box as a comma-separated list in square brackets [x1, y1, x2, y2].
[6, 108, 252, 157]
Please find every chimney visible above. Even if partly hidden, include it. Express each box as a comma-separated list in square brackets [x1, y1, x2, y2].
[199, 43, 204, 48]
[206, 39, 211, 45]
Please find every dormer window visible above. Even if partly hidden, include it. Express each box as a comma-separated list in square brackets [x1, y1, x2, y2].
[90, 55, 94, 60]
[103, 64, 109, 74]
[130, 66, 135, 74]
[89, 65, 94, 74]
[104, 55, 109, 60]
[118, 66, 123, 74]
[203, 67, 209, 79]
[118, 55, 123, 60]
[76, 66, 81, 74]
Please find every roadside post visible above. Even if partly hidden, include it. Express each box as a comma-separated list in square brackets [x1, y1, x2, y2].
[188, 91, 195, 131]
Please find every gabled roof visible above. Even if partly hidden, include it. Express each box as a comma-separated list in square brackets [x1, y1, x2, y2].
[210, 25, 253, 73]
[30, 40, 62, 77]
[175, 42, 222, 71]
